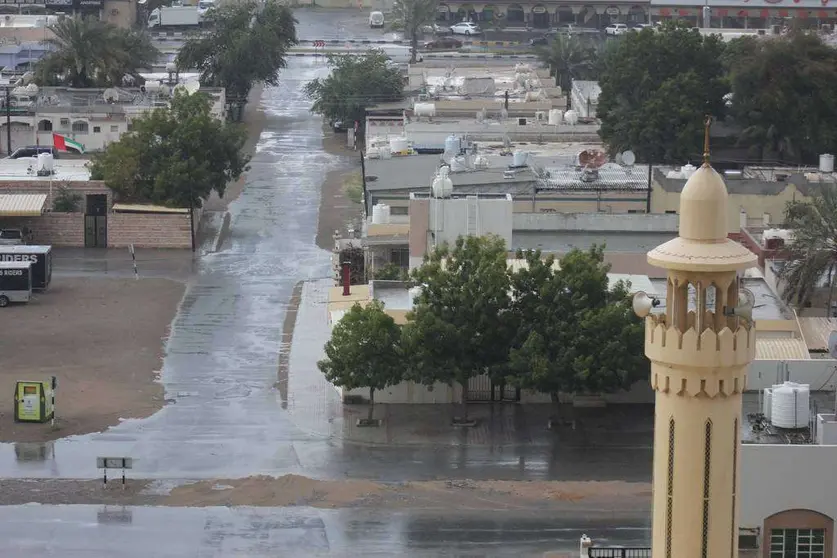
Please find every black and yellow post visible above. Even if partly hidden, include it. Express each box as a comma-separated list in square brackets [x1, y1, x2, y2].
[13, 381, 55, 423]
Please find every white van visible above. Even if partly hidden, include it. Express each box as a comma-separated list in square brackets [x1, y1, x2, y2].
[369, 11, 384, 28]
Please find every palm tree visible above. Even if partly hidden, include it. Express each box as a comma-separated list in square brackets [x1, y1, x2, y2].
[778, 183, 837, 312]
[537, 34, 601, 108]
[35, 16, 158, 88]
[391, 0, 439, 64]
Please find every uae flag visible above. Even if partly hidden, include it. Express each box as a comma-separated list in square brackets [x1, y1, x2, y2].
[52, 133, 85, 154]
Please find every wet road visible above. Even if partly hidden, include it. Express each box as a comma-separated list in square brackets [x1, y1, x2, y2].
[0, 505, 650, 557]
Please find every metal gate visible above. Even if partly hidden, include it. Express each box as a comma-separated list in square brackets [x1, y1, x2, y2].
[84, 194, 107, 248]
[589, 548, 651, 558]
[466, 376, 520, 402]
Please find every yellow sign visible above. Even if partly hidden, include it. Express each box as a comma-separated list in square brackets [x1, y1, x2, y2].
[14, 381, 54, 423]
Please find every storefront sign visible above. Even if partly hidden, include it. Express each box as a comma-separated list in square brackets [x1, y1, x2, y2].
[605, 6, 621, 14]
[45, 0, 72, 6]
[532, 6, 547, 13]
[76, 0, 103, 6]
[653, 0, 836, 7]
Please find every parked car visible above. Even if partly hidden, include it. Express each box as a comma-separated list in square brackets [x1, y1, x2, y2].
[421, 23, 450, 35]
[369, 11, 384, 28]
[529, 36, 549, 46]
[631, 23, 652, 30]
[6, 146, 59, 159]
[196, 0, 215, 19]
[605, 23, 629, 36]
[450, 21, 481, 35]
[423, 38, 463, 50]
[0, 229, 25, 246]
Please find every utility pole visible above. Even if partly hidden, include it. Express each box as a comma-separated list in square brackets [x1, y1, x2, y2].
[5, 86, 11, 156]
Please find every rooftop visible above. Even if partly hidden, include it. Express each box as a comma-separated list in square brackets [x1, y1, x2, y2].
[0, 158, 91, 181]
[654, 165, 831, 197]
[413, 63, 554, 103]
[741, 390, 836, 445]
[648, 277, 791, 320]
[797, 317, 837, 353]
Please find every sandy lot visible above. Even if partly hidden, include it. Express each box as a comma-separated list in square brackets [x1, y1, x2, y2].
[0, 475, 652, 513]
[316, 130, 363, 250]
[0, 277, 185, 442]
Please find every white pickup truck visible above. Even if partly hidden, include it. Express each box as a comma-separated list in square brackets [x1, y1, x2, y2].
[147, 6, 200, 28]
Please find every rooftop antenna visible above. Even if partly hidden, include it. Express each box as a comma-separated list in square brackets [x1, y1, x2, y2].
[703, 114, 712, 166]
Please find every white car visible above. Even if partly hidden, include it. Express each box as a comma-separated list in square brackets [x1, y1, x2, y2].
[197, 0, 215, 19]
[449, 22, 481, 36]
[605, 23, 628, 36]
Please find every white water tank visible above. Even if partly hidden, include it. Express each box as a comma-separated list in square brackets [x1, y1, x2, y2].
[431, 166, 453, 198]
[548, 108, 561, 125]
[681, 163, 697, 179]
[771, 381, 810, 429]
[371, 204, 385, 224]
[820, 153, 834, 173]
[389, 136, 408, 154]
[414, 102, 436, 117]
[564, 109, 578, 125]
[382, 204, 391, 223]
[37, 152, 54, 174]
[444, 135, 461, 156]
[763, 388, 773, 420]
[512, 150, 528, 167]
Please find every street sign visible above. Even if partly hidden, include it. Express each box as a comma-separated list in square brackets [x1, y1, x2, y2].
[97, 457, 133, 469]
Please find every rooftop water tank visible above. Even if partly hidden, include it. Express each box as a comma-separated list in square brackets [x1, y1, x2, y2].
[762, 388, 773, 421]
[770, 381, 810, 429]
[432, 166, 453, 198]
[414, 102, 436, 117]
[444, 135, 461, 156]
[548, 108, 561, 126]
[36, 152, 54, 174]
[564, 110, 578, 125]
[512, 150, 528, 167]
[681, 163, 697, 179]
[371, 204, 385, 225]
[820, 153, 834, 173]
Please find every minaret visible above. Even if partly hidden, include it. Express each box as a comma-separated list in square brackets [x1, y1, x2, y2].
[644, 117, 757, 558]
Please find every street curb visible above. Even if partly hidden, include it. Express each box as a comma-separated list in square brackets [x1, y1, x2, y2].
[296, 38, 526, 46]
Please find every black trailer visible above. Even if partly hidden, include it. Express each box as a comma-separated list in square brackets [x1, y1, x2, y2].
[0, 245, 52, 291]
[0, 261, 32, 307]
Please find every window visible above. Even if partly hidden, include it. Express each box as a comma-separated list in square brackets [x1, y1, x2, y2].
[110, 125, 118, 132]
[37, 119, 52, 132]
[71, 121, 88, 134]
[390, 205, 408, 216]
[93, 126, 101, 133]
[770, 529, 825, 558]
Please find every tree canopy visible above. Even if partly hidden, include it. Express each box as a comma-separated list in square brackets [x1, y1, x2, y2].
[390, 0, 438, 63]
[537, 35, 602, 104]
[35, 16, 158, 88]
[726, 31, 837, 163]
[401, 235, 512, 413]
[176, 0, 297, 107]
[778, 184, 837, 309]
[89, 92, 249, 208]
[507, 247, 646, 398]
[305, 51, 404, 131]
[318, 301, 403, 417]
[596, 23, 727, 164]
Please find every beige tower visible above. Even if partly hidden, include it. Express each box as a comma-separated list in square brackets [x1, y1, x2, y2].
[644, 121, 757, 558]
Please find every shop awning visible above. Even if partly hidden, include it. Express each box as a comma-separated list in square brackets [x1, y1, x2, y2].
[0, 194, 47, 217]
[111, 203, 189, 214]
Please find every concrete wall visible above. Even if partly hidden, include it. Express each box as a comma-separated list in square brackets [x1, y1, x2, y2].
[512, 211, 679, 232]
[748, 359, 837, 392]
[6, 213, 86, 246]
[651, 175, 810, 234]
[740, 444, 837, 556]
[427, 195, 513, 249]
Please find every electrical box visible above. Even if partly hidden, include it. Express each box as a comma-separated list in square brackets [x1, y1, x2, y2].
[14, 381, 54, 423]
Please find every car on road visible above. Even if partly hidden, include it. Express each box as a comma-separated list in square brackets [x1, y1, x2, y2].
[631, 23, 652, 30]
[556, 23, 600, 35]
[197, 0, 215, 19]
[450, 21, 481, 35]
[423, 38, 463, 50]
[421, 23, 450, 35]
[605, 23, 629, 36]
[529, 36, 549, 46]
[369, 11, 384, 28]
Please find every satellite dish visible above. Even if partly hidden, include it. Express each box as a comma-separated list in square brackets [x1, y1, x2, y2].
[103, 88, 119, 103]
[724, 288, 756, 322]
[184, 80, 200, 95]
[165, 62, 177, 73]
[632, 291, 660, 318]
[622, 150, 636, 166]
[828, 330, 837, 359]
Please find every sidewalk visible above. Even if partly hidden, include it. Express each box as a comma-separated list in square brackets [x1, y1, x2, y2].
[283, 279, 655, 449]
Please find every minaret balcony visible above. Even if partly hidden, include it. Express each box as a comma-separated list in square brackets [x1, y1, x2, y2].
[644, 312, 755, 369]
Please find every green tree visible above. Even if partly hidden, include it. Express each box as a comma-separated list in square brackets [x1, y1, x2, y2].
[507, 247, 646, 398]
[372, 263, 408, 281]
[318, 301, 403, 421]
[52, 185, 82, 212]
[305, 51, 404, 134]
[176, 0, 297, 116]
[725, 32, 837, 163]
[89, 92, 248, 208]
[778, 184, 837, 310]
[537, 34, 601, 106]
[35, 16, 158, 88]
[390, 0, 439, 64]
[401, 235, 511, 420]
[597, 22, 727, 163]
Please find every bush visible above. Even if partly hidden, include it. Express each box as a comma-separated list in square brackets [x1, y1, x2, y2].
[52, 185, 83, 212]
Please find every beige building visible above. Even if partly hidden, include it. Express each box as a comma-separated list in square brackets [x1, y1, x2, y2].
[642, 149, 757, 557]
[651, 166, 832, 236]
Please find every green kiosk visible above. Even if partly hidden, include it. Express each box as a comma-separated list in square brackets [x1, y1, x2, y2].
[14, 379, 55, 423]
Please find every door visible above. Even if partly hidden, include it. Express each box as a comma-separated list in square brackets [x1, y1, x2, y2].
[84, 194, 108, 248]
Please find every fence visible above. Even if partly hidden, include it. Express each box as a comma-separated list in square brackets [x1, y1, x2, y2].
[589, 548, 651, 558]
